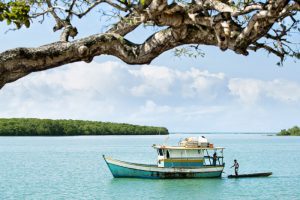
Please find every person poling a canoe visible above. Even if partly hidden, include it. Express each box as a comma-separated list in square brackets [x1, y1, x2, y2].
[231, 159, 239, 175]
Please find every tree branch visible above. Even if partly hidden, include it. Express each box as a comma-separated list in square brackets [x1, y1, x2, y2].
[0, 25, 216, 89]
[0, 0, 299, 89]
[234, 0, 290, 54]
[248, 42, 285, 60]
[74, 0, 129, 18]
[107, 13, 145, 36]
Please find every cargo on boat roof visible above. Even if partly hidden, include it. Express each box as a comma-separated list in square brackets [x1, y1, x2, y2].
[153, 136, 225, 150]
[152, 145, 225, 150]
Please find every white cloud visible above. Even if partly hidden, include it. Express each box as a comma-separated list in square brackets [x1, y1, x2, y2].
[130, 66, 227, 100]
[264, 79, 300, 102]
[179, 69, 226, 99]
[1, 60, 300, 131]
[228, 78, 263, 105]
[141, 100, 171, 113]
[228, 78, 300, 105]
[126, 99, 226, 129]
[130, 65, 175, 96]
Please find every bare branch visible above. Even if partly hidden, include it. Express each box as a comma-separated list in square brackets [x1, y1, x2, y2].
[248, 42, 285, 60]
[232, 3, 264, 17]
[66, 0, 77, 21]
[108, 13, 145, 36]
[45, 0, 65, 31]
[73, 0, 129, 19]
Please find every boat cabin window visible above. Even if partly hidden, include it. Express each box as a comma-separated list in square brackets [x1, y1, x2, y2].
[166, 150, 170, 158]
[158, 149, 163, 156]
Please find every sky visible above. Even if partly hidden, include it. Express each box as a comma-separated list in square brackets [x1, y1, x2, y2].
[0, 10, 300, 132]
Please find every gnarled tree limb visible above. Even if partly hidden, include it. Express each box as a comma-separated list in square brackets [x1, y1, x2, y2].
[0, 0, 299, 89]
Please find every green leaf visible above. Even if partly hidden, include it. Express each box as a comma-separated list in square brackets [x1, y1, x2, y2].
[15, 21, 21, 29]
[24, 20, 30, 28]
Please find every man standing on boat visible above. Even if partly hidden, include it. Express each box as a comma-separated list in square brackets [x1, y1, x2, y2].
[213, 152, 217, 166]
[231, 159, 239, 175]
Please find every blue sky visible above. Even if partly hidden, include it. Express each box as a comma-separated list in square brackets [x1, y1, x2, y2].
[0, 13, 300, 132]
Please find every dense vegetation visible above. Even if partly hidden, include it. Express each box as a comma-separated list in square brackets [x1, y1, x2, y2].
[0, 118, 168, 136]
[278, 126, 300, 136]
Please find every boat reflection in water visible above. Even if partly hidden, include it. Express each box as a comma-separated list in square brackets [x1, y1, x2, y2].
[103, 136, 225, 179]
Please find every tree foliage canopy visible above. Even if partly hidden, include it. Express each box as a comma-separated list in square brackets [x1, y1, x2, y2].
[0, 118, 169, 136]
[0, 0, 299, 88]
[0, 1, 30, 28]
[278, 126, 300, 136]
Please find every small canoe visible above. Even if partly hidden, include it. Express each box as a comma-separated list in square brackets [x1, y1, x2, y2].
[228, 172, 272, 178]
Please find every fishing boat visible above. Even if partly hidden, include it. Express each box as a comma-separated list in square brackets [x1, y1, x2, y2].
[103, 136, 225, 179]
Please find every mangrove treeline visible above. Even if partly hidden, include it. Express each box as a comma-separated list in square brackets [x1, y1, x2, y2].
[277, 126, 300, 136]
[0, 118, 169, 136]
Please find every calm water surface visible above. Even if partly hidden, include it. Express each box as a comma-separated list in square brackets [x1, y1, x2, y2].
[0, 134, 299, 200]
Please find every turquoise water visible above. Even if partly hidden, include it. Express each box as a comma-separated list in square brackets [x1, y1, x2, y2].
[0, 134, 299, 200]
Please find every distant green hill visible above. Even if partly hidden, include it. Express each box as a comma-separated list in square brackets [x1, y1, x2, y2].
[277, 126, 300, 136]
[0, 118, 169, 136]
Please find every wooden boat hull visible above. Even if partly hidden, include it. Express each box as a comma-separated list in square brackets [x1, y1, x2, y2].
[228, 172, 272, 178]
[103, 155, 224, 179]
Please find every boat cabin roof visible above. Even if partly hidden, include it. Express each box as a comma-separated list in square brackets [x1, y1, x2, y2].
[152, 144, 225, 150]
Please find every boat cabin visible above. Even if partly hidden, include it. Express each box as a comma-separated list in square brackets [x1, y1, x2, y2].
[153, 137, 224, 168]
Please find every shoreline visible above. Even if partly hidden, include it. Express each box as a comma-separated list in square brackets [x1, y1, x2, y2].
[0, 118, 169, 136]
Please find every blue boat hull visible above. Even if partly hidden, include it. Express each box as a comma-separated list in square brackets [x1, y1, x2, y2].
[104, 156, 224, 179]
